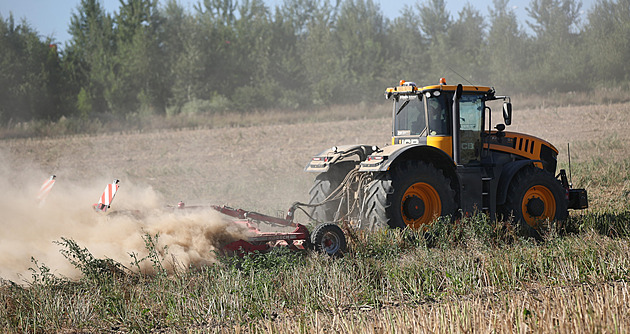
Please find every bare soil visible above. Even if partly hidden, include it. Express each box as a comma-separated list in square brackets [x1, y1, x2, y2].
[1, 101, 629, 214]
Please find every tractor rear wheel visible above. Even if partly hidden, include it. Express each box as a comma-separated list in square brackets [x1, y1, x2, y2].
[362, 173, 392, 230]
[308, 163, 354, 223]
[500, 167, 568, 238]
[362, 161, 456, 230]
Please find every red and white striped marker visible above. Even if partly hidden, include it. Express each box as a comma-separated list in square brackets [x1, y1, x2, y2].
[37, 175, 56, 206]
[94, 179, 119, 212]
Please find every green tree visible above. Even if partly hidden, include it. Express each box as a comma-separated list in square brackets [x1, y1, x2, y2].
[417, 0, 451, 45]
[66, 0, 115, 115]
[385, 5, 429, 84]
[526, 0, 582, 39]
[414, 1, 488, 83]
[584, 0, 630, 85]
[525, 0, 586, 91]
[415, 0, 452, 80]
[160, 0, 198, 113]
[194, 0, 239, 99]
[485, 0, 531, 92]
[110, 0, 165, 115]
[297, 0, 343, 105]
[231, 0, 274, 109]
[266, 10, 309, 108]
[233, 0, 310, 109]
[279, 0, 339, 37]
[0, 14, 65, 124]
[335, 0, 387, 99]
[442, 4, 487, 83]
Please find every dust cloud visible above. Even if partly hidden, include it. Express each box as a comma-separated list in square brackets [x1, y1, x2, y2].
[0, 152, 250, 283]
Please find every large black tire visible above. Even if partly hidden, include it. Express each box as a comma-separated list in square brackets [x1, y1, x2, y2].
[362, 173, 392, 231]
[362, 161, 456, 231]
[499, 166, 568, 238]
[310, 223, 347, 256]
[308, 163, 354, 223]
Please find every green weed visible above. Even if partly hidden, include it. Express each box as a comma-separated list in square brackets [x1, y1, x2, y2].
[55, 238, 128, 285]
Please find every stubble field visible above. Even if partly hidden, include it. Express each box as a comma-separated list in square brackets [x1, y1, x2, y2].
[1, 99, 629, 332]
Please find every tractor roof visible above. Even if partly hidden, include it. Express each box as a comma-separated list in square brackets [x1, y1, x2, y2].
[385, 78, 494, 99]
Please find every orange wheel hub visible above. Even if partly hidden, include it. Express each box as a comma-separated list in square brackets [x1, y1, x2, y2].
[401, 182, 441, 229]
[521, 185, 556, 228]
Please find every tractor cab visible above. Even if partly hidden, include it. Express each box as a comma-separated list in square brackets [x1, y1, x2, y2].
[386, 78, 512, 165]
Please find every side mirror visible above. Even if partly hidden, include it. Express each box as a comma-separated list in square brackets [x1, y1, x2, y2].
[454, 84, 463, 100]
[503, 102, 512, 126]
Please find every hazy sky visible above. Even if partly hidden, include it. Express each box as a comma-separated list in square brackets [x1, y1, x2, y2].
[0, 0, 595, 47]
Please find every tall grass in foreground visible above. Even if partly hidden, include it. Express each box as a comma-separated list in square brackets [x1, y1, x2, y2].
[265, 282, 629, 333]
[1, 212, 629, 333]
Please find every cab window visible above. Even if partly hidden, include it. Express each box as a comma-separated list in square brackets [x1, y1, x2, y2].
[459, 94, 483, 131]
[459, 94, 484, 164]
[426, 94, 450, 136]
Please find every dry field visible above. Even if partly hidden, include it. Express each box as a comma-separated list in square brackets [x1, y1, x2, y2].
[2, 101, 629, 211]
[1, 112, 390, 213]
[1, 100, 629, 332]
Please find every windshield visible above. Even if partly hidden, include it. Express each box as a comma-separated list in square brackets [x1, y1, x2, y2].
[394, 95, 425, 136]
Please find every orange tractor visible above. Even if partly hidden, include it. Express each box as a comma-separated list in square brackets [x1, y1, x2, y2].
[305, 79, 588, 236]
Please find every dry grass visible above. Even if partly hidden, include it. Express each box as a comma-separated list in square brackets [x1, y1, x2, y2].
[261, 282, 630, 334]
[2, 227, 629, 333]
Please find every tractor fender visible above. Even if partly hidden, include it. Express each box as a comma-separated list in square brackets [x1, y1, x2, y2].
[305, 144, 375, 173]
[496, 159, 544, 205]
[359, 144, 459, 191]
[360, 144, 455, 172]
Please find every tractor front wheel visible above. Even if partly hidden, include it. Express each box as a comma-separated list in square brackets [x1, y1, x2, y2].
[500, 167, 568, 238]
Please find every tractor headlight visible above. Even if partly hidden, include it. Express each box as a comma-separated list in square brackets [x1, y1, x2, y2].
[312, 156, 329, 162]
[361, 155, 387, 168]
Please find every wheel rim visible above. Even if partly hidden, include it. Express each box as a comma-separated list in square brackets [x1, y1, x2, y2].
[321, 231, 340, 255]
[521, 185, 556, 228]
[400, 182, 441, 229]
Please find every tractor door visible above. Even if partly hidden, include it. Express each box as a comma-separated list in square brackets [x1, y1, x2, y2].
[458, 94, 484, 164]
[426, 93, 453, 156]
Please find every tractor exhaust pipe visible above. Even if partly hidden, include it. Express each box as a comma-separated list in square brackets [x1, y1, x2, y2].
[452, 84, 463, 165]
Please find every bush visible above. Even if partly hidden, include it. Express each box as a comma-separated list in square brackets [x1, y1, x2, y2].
[181, 98, 213, 114]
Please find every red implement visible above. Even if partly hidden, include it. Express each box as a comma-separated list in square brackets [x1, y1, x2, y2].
[210, 205, 311, 254]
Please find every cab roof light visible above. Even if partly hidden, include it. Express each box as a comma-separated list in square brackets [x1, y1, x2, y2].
[439, 77, 447, 85]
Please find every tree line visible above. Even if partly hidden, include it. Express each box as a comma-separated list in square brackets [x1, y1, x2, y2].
[1, 0, 629, 125]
